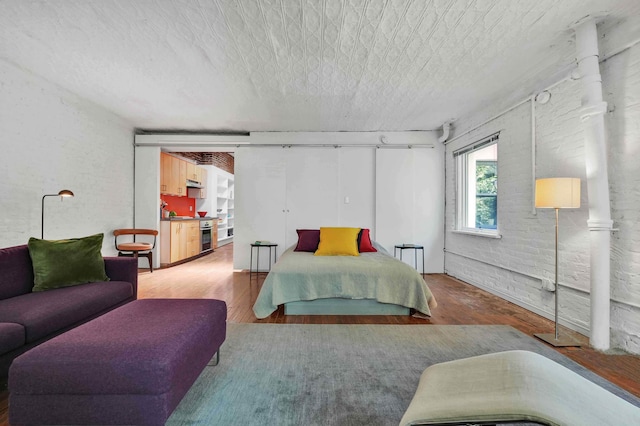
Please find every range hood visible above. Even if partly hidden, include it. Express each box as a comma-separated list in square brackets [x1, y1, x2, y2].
[186, 179, 203, 188]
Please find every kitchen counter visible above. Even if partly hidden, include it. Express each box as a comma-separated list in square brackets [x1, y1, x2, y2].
[161, 217, 214, 221]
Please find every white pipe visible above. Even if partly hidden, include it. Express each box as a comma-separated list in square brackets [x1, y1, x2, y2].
[530, 95, 537, 215]
[438, 122, 451, 144]
[574, 18, 613, 351]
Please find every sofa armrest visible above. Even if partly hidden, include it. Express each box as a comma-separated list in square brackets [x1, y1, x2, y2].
[104, 257, 138, 299]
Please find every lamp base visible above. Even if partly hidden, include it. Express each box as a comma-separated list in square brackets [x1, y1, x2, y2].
[534, 333, 581, 347]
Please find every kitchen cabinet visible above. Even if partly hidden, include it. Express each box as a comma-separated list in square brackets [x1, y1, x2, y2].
[213, 222, 218, 249]
[185, 220, 200, 258]
[160, 152, 172, 194]
[197, 167, 207, 186]
[160, 220, 200, 265]
[176, 157, 186, 196]
[160, 153, 187, 196]
[187, 167, 207, 198]
[187, 162, 198, 182]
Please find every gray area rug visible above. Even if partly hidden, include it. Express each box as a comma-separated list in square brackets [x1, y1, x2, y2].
[167, 324, 639, 426]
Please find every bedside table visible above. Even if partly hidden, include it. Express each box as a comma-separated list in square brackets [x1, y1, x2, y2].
[394, 244, 425, 275]
[249, 242, 278, 280]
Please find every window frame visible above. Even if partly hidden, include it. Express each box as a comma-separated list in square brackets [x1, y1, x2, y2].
[454, 133, 500, 236]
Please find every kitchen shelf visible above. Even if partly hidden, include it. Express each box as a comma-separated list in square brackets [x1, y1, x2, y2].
[217, 175, 234, 243]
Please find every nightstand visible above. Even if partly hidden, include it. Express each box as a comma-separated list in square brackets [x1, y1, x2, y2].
[394, 244, 425, 275]
[249, 242, 278, 280]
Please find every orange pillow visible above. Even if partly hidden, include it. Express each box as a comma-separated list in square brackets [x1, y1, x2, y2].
[314, 227, 361, 256]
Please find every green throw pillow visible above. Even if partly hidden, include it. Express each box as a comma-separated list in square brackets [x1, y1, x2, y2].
[28, 233, 110, 292]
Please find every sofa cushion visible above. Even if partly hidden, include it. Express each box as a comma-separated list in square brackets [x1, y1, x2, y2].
[0, 245, 35, 300]
[28, 234, 109, 292]
[0, 281, 133, 343]
[0, 323, 25, 355]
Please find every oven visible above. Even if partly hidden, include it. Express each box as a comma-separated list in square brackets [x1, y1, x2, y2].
[200, 219, 213, 253]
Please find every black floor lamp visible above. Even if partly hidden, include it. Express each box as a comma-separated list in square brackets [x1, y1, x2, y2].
[41, 189, 74, 239]
[534, 177, 581, 347]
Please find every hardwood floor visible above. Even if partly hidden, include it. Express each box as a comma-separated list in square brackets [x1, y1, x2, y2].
[1, 242, 639, 424]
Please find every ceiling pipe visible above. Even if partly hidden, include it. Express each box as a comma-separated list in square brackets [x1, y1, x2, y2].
[438, 122, 451, 144]
[574, 17, 613, 351]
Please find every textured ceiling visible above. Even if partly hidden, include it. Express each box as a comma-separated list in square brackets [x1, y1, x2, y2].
[1, 0, 638, 132]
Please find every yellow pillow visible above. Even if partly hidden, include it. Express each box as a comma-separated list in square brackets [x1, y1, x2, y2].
[314, 227, 361, 256]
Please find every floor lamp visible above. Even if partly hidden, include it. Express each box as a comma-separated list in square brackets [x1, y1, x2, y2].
[41, 189, 74, 239]
[534, 178, 581, 347]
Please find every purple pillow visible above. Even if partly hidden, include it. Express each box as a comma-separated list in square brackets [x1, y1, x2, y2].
[294, 229, 320, 252]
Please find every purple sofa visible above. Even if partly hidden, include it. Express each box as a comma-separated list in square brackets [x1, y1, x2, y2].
[0, 244, 138, 379]
[9, 298, 227, 425]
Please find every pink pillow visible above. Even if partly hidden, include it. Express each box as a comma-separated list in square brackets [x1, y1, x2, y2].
[358, 229, 377, 252]
[294, 229, 320, 252]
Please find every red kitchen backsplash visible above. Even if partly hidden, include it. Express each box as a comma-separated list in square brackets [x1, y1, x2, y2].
[161, 195, 196, 217]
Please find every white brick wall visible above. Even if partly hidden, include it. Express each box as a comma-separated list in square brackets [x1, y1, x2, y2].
[444, 36, 640, 352]
[0, 59, 134, 254]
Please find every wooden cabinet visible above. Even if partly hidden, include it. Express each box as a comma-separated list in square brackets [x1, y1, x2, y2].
[160, 153, 170, 194]
[161, 154, 187, 196]
[177, 158, 186, 196]
[187, 162, 198, 182]
[161, 154, 207, 197]
[160, 220, 200, 265]
[213, 222, 218, 249]
[185, 220, 200, 258]
[197, 167, 207, 185]
[186, 166, 208, 198]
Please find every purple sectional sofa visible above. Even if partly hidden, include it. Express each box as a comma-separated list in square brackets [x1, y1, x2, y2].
[0, 244, 138, 379]
[9, 298, 227, 426]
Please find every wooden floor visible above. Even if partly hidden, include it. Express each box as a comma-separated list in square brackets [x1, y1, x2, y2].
[1, 242, 639, 424]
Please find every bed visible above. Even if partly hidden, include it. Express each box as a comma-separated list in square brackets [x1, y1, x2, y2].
[252, 242, 437, 319]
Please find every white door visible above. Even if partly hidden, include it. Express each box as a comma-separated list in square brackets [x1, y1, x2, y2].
[375, 149, 444, 273]
[234, 148, 287, 271]
[284, 148, 340, 248]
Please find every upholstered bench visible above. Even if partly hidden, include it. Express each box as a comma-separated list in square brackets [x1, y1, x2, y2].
[9, 298, 227, 426]
[400, 350, 640, 426]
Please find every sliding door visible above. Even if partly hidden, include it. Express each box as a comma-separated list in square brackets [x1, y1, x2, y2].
[375, 149, 444, 273]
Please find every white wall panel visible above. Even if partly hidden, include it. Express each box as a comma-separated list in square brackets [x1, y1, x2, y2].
[0, 59, 134, 252]
[338, 148, 375, 231]
[234, 148, 287, 271]
[285, 149, 340, 248]
[134, 146, 161, 268]
[376, 149, 444, 272]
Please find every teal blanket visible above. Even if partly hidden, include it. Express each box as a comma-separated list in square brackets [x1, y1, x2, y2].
[253, 246, 437, 319]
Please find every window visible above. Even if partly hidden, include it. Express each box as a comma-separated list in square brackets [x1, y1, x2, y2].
[455, 133, 499, 233]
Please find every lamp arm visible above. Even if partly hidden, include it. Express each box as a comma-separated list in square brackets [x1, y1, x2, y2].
[41, 194, 59, 239]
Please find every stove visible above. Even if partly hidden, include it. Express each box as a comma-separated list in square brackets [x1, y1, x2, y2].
[200, 220, 213, 252]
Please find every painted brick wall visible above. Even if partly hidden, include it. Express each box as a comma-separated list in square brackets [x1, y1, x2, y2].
[605, 41, 640, 353]
[0, 59, 134, 254]
[173, 152, 234, 174]
[444, 39, 640, 353]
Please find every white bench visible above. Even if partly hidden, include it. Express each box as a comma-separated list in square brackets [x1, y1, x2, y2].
[400, 350, 640, 426]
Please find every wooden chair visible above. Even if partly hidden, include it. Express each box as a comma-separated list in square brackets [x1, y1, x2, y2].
[113, 229, 158, 272]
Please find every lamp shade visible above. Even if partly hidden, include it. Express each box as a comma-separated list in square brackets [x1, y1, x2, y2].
[535, 178, 580, 209]
[57, 189, 74, 197]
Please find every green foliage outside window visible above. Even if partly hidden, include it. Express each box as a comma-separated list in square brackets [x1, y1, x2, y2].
[475, 161, 497, 228]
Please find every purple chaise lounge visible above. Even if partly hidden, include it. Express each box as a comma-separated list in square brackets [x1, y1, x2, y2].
[9, 298, 227, 426]
[0, 244, 138, 379]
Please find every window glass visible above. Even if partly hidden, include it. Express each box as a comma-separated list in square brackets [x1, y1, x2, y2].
[456, 137, 498, 233]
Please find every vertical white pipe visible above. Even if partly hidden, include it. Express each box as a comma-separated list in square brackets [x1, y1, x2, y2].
[574, 18, 613, 351]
